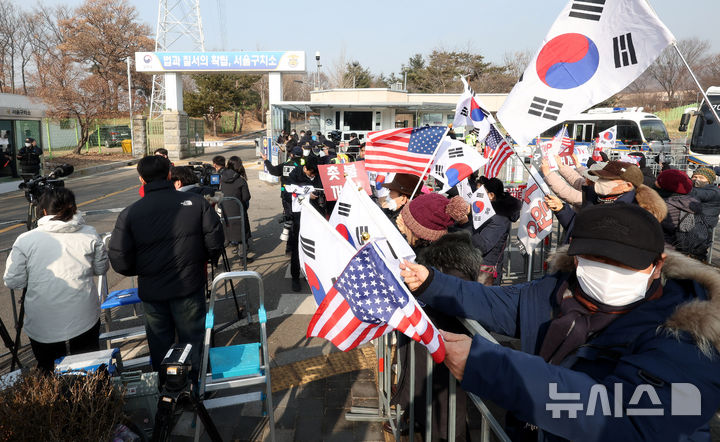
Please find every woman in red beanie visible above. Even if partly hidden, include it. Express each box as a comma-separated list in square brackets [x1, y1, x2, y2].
[654, 169, 709, 259]
[396, 193, 469, 247]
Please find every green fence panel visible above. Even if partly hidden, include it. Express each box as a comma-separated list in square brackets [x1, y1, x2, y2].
[146, 119, 165, 155]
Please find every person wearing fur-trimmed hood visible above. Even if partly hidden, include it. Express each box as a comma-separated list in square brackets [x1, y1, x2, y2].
[550, 161, 668, 243]
[400, 203, 720, 441]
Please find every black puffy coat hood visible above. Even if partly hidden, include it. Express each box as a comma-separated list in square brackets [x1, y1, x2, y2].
[491, 192, 522, 222]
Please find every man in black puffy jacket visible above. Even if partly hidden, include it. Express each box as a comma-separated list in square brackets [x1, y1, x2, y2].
[109, 155, 224, 377]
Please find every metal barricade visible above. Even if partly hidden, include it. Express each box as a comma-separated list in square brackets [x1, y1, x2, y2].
[363, 325, 512, 441]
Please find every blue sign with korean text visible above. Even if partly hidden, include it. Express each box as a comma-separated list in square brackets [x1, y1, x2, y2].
[135, 51, 306, 73]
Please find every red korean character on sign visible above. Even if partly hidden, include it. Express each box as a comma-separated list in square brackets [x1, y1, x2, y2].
[523, 184, 553, 239]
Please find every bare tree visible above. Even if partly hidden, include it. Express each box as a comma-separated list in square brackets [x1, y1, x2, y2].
[327, 48, 349, 88]
[502, 49, 534, 79]
[58, 0, 154, 112]
[0, 0, 19, 92]
[646, 38, 709, 106]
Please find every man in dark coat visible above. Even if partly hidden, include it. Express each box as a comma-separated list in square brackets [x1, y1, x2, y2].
[690, 167, 720, 229]
[286, 156, 322, 291]
[219, 159, 251, 257]
[17, 137, 42, 176]
[400, 204, 720, 441]
[108, 156, 224, 377]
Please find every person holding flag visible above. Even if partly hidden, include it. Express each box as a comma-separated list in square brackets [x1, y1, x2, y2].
[470, 177, 522, 285]
[286, 156, 323, 292]
[400, 203, 720, 441]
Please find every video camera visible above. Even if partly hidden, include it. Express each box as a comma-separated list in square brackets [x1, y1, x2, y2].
[188, 161, 220, 188]
[18, 164, 74, 203]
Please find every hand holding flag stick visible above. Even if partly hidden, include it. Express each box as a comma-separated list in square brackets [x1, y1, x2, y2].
[307, 242, 445, 363]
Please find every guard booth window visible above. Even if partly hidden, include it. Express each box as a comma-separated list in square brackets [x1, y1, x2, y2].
[343, 111, 372, 131]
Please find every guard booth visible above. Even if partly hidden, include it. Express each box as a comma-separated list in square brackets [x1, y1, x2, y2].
[0, 93, 46, 178]
[269, 88, 508, 146]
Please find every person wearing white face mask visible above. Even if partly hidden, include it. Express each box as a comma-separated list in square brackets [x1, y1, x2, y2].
[549, 160, 667, 244]
[399, 203, 720, 441]
[378, 173, 420, 225]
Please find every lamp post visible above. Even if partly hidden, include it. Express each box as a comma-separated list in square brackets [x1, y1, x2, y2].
[315, 51, 321, 90]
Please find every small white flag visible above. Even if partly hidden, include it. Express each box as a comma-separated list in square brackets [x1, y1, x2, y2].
[517, 168, 553, 254]
[299, 203, 356, 305]
[431, 137, 488, 189]
[329, 181, 416, 266]
[596, 125, 617, 149]
[453, 77, 495, 142]
[471, 185, 496, 229]
[287, 184, 314, 213]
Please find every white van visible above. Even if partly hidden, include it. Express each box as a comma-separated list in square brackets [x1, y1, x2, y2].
[679, 87, 720, 168]
[537, 107, 671, 153]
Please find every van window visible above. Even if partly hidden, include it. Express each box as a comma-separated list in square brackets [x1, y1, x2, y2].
[640, 119, 670, 142]
[691, 98, 720, 154]
[615, 122, 643, 145]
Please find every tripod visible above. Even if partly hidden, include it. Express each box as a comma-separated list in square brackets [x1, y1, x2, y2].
[0, 316, 21, 370]
[152, 389, 222, 442]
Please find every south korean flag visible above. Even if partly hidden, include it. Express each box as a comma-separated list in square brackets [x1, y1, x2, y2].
[329, 180, 415, 267]
[453, 77, 495, 142]
[431, 137, 488, 193]
[497, 0, 675, 149]
[471, 186, 496, 229]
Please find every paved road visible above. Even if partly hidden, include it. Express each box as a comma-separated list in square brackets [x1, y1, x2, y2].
[0, 141, 338, 372]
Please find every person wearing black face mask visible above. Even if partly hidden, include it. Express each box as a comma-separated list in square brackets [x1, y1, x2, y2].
[399, 203, 720, 442]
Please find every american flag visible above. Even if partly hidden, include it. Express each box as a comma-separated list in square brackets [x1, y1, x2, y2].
[484, 126, 515, 179]
[365, 126, 446, 177]
[556, 126, 574, 154]
[307, 242, 446, 363]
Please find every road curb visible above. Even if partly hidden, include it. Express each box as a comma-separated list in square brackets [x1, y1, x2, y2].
[70, 158, 140, 178]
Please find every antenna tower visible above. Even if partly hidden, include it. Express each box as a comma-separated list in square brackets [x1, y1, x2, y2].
[149, 0, 205, 119]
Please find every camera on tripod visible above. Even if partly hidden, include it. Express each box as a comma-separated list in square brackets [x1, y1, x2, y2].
[18, 164, 74, 203]
[188, 161, 220, 188]
[159, 343, 193, 393]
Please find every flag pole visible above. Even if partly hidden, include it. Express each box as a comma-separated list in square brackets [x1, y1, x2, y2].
[671, 42, 720, 127]
[640, 0, 720, 127]
[492, 124, 551, 198]
[409, 127, 450, 200]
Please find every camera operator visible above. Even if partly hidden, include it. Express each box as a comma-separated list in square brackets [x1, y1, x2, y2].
[3, 187, 108, 372]
[286, 156, 323, 292]
[17, 137, 42, 176]
[170, 165, 216, 198]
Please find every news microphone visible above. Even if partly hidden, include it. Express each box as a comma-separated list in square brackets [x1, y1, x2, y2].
[49, 164, 74, 179]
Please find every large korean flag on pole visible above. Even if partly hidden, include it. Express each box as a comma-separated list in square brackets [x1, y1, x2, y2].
[497, 0, 674, 148]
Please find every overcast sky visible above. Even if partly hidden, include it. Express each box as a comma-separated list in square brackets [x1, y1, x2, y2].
[23, 0, 720, 76]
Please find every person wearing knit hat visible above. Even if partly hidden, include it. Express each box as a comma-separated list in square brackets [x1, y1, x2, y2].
[689, 167, 720, 258]
[552, 160, 668, 245]
[655, 169, 693, 195]
[692, 167, 717, 187]
[397, 193, 468, 245]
